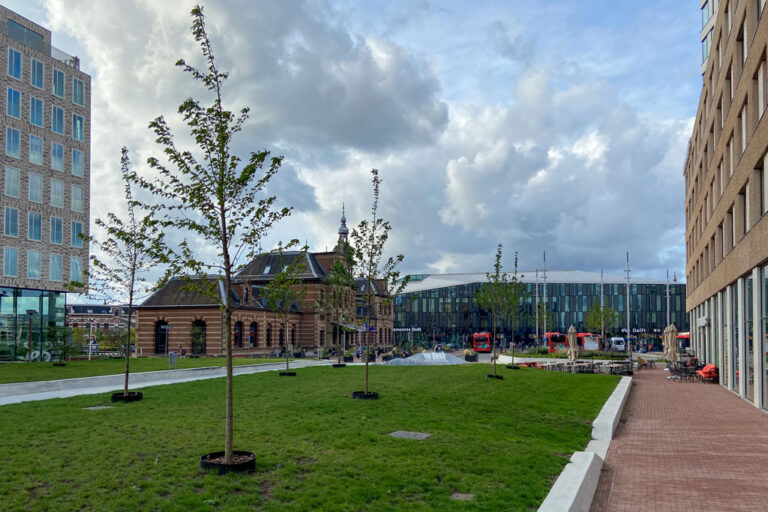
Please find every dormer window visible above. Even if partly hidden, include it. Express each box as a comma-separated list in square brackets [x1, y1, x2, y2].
[263, 265, 271, 274]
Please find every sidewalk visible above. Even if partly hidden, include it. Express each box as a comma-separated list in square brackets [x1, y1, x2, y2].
[0, 359, 331, 406]
[591, 367, 768, 511]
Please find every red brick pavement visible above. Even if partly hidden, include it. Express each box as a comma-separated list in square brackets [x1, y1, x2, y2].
[591, 367, 768, 512]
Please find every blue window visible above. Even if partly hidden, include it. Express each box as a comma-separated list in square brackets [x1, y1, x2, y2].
[72, 78, 84, 106]
[28, 172, 42, 202]
[7, 48, 21, 79]
[50, 217, 62, 244]
[28, 212, 41, 241]
[4, 166, 19, 197]
[71, 221, 83, 247]
[3, 247, 17, 277]
[70, 257, 82, 283]
[27, 250, 40, 279]
[6, 87, 20, 118]
[72, 113, 83, 141]
[28, 135, 43, 165]
[30, 96, 43, 126]
[72, 149, 83, 177]
[52, 69, 64, 97]
[49, 253, 62, 281]
[52, 105, 64, 134]
[71, 184, 83, 212]
[4, 207, 18, 237]
[5, 127, 20, 158]
[30, 58, 43, 89]
[51, 142, 63, 171]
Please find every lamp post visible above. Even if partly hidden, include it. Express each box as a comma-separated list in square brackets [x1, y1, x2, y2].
[26, 310, 36, 362]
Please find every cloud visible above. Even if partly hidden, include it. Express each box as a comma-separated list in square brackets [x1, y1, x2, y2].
[39, 0, 693, 300]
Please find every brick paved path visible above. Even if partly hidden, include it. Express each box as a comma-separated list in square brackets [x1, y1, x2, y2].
[591, 367, 768, 511]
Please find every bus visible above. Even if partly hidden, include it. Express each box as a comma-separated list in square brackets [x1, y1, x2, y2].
[543, 332, 567, 353]
[472, 332, 492, 352]
[578, 333, 601, 350]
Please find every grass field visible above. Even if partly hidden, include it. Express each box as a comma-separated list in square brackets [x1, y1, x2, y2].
[0, 357, 289, 384]
[0, 364, 618, 511]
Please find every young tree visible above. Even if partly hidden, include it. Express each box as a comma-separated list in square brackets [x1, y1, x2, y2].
[350, 169, 408, 396]
[584, 303, 619, 340]
[261, 243, 308, 374]
[314, 245, 355, 365]
[135, 6, 290, 463]
[85, 148, 167, 398]
[498, 251, 528, 363]
[474, 243, 509, 377]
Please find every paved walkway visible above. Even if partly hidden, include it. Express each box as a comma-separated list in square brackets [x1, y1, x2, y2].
[591, 367, 768, 511]
[0, 359, 331, 406]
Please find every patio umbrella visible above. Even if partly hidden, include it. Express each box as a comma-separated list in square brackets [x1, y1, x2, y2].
[567, 325, 578, 363]
[662, 324, 671, 360]
[666, 324, 678, 363]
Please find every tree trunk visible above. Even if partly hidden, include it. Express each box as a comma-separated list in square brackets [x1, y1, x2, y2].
[223, 303, 233, 464]
[284, 316, 290, 372]
[492, 313, 497, 376]
[124, 301, 133, 396]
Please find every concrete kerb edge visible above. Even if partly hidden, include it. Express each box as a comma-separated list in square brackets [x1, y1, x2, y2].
[537, 376, 633, 512]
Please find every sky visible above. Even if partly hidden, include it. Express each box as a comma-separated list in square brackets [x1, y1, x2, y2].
[6, 0, 702, 300]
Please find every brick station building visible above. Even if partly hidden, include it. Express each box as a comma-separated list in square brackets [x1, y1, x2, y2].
[134, 211, 394, 357]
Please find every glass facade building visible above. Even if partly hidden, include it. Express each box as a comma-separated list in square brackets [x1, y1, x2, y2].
[394, 271, 687, 344]
[0, 287, 66, 361]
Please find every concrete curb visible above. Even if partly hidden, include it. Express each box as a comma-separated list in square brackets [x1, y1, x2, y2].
[538, 376, 632, 512]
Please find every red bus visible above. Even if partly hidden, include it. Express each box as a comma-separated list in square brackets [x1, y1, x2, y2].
[543, 332, 567, 353]
[578, 333, 601, 350]
[472, 332, 492, 352]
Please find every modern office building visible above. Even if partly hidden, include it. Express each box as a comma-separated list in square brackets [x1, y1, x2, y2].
[0, 6, 90, 361]
[685, 0, 768, 408]
[394, 271, 687, 345]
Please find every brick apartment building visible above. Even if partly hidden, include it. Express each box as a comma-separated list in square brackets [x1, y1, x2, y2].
[0, 6, 90, 361]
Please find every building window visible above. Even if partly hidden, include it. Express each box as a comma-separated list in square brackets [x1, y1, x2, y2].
[740, 105, 747, 153]
[72, 78, 84, 106]
[759, 61, 766, 116]
[51, 142, 63, 171]
[50, 217, 63, 244]
[30, 96, 43, 126]
[49, 253, 62, 281]
[3, 247, 17, 277]
[4, 207, 18, 237]
[72, 114, 83, 141]
[4, 166, 19, 197]
[6, 87, 20, 118]
[5, 127, 19, 158]
[52, 69, 64, 98]
[764, 154, 768, 214]
[249, 322, 258, 347]
[744, 183, 750, 232]
[28, 135, 43, 165]
[7, 48, 21, 79]
[50, 179, 63, 208]
[52, 105, 64, 134]
[71, 221, 83, 247]
[28, 172, 42, 203]
[28, 212, 41, 241]
[743, 20, 748, 63]
[30, 58, 43, 89]
[729, 135, 734, 176]
[70, 256, 82, 283]
[71, 184, 83, 212]
[27, 250, 40, 279]
[72, 149, 83, 177]
[233, 321, 243, 348]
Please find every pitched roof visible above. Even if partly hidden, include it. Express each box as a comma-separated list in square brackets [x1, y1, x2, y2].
[139, 276, 240, 308]
[236, 251, 326, 282]
[355, 278, 387, 297]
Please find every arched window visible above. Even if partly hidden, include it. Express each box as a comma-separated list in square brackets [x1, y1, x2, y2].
[279, 328, 285, 347]
[379, 327, 383, 344]
[233, 321, 243, 348]
[265, 325, 271, 347]
[154, 320, 169, 355]
[190, 320, 206, 355]
[290, 326, 295, 346]
[249, 322, 258, 348]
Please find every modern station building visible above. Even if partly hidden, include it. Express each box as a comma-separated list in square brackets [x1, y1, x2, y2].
[686, 0, 768, 407]
[0, 7, 90, 361]
[394, 271, 687, 346]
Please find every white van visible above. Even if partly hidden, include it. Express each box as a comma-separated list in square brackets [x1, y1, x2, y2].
[610, 337, 626, 351]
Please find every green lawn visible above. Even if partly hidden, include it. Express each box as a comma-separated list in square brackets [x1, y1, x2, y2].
[0, 357, 289, 384]
[0, 365, 618, 511]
